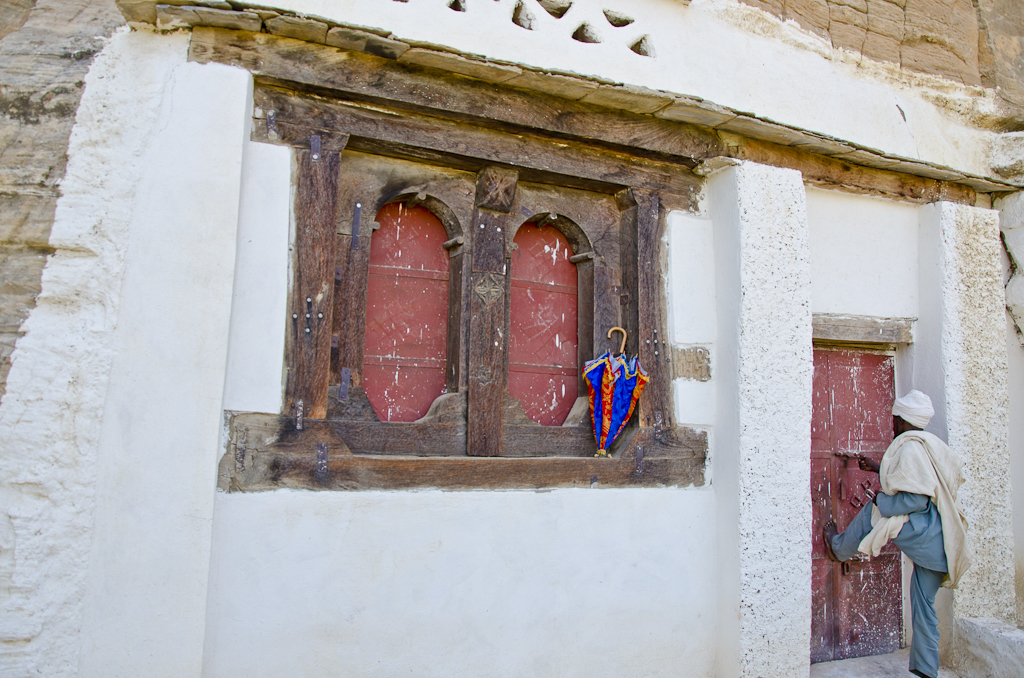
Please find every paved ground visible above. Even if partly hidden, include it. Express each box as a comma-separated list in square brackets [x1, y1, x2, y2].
[811, 649, 960, 678]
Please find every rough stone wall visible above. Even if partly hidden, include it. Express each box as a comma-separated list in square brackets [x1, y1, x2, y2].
[739, 0, 983, 85]
[0, 27, 189, 678]
[0, 0, 123, 402]
[976, 0, 1024, 121]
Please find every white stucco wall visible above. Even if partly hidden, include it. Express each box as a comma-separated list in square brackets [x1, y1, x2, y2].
[666, 212, 716, 430]
[0, 28, 184, 676]
[203, 134, 721, 677]
[707, 161, 813, 677]
[0, 28, 251, 677]
[202, 489, 717, 678]
[806, 188, 920, 319]
[3, 5, 1017, 675]
[254, 0, 999, 179]
[76, 41, 251, 678]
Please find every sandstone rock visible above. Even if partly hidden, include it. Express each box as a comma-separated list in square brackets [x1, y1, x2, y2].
[990, 131, 1024, 182]
[192, 8, 261, 31]
[399, 49, 522, 83]
[326, 26, 370, 51]
[656, 96, 737, 127]
[902, 0, 981, 85]
[581, 84, 673, 114]
[785, 0, 830, 38]
[265, 15, 329, 44]
[739, 0, 987, 87]
[365, 34, 410, 60]
[862, 32, 901, 62]
[829, 19, 868, 51]
[155, 3, 199, 29]
[504, 71, 598, 100]
[114, 0, 156, 25]
[0, 0, 123, 403]
[976, 0, 1024, 119]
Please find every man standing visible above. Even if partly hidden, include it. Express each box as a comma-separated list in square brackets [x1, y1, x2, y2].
[823, 390, 970, 678]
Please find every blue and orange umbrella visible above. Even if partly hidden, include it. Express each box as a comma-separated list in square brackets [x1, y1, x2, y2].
[583, 327, 648, 457]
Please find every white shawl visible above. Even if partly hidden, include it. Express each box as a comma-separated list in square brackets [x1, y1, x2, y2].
[856, 431, 971, 589]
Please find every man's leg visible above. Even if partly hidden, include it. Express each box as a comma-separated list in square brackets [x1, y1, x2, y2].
[825, 502, 875, 561]
[908, 564, 945, 678]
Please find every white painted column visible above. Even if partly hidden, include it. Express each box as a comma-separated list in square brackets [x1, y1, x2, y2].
[996, 191, 1024, 628]
[707, 161, 813, 678]
[75, 41, 252, 678]
[917, 202, 1014, 624]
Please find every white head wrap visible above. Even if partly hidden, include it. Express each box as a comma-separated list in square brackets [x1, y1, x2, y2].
[892, 389, 934, 429]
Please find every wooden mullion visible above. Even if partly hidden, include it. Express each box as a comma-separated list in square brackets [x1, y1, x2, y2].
[286, 147, 341, 420]
[632, 187, 671, 428]
[467, 166, 518, 456]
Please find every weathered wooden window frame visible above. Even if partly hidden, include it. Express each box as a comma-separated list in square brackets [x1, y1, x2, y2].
[205, 30, 710, 491]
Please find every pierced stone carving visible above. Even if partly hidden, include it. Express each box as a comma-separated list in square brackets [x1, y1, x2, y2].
[630, 35, 653, 57]
[571, 22, 600, 43]
[603, 9, 633, 27]
[513, 1, 536, 30]
[537, 0, 572, 19]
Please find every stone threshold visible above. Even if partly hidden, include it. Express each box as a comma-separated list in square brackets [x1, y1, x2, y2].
[114, 0, 1020, 194]
[811, 649, 961, 678]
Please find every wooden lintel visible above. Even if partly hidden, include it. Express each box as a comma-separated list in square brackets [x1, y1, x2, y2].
[251, 87, 701, 196]
[189, 27, 723, 165]
[812, 313, 914, 345]
[731, 138, 978, 206]
[192, 29, 994, 207]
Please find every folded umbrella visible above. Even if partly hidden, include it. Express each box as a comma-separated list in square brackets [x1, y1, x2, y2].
[583, 327, 648, 457]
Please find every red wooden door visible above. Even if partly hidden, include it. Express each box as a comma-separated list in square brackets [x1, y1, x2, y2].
[811, 349, 902, 663]
[509, 223, 578, 426]
[363, 203, 449, 421]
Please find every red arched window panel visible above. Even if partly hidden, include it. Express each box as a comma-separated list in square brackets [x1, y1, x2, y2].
[509, 222, 578, 426]
[363, 203, 449, 421]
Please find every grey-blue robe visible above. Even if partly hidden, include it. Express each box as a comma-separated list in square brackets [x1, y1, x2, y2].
[831, 492, 946, 678]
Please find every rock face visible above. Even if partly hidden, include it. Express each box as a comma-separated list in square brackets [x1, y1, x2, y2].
[741, 0, 1024, 125]
[740, 0, 982, 83]
[976, 0, 1024, 119]
[0, 0, 124, 402]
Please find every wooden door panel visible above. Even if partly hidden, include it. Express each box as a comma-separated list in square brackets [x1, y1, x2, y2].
[363, 203, 450, 422]
[811, 558, 836, 664]
[811, 352, 833, 457]
[834, 554, 903, 660]
[829, 352, 895, 455]
[811, 348, 900, 664]
[811, 458, 835, 561]
[509, 223, 578, 426]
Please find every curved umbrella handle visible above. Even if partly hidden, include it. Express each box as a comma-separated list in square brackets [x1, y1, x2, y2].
[607, 326, 627, 355]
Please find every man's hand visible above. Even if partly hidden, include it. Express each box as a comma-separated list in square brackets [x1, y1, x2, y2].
[858, 457, 881, 474]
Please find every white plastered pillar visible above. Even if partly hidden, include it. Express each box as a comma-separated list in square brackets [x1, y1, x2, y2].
[916, 202, 1016, 675]
[707, 161, 814, 678]
[74, 36, 252, 678]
